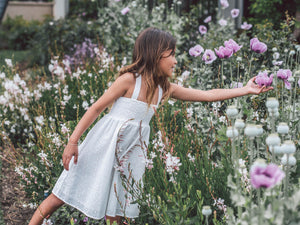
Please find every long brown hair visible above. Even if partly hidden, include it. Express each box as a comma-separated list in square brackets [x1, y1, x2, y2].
[119, 27, 176, 105]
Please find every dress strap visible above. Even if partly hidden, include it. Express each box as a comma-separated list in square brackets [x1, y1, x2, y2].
[131, 75, 141, 100]
[156, 85, 163, 106]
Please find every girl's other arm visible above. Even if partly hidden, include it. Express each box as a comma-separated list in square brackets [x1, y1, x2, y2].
[63, 73, 134, 170]
[170, 77, 273, 102]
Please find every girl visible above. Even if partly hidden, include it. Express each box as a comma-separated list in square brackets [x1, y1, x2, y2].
[29, 27, 272, 225]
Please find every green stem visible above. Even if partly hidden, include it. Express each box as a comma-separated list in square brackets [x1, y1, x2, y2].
[221, 60, 224, 87]
[258, 188, 263, 225]
[284, 155, 290, 199]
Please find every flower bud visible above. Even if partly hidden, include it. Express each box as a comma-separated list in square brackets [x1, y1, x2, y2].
[244, 124, 258, 137]
[202, 206, 212, 216]
[277, 122, 289, 134]
[226, 105, 239, 118]
[235, 119, 245, 129]
[266, 133, 281, 146]
[266, 98, 279, 109]
[280, 140, 296, 154]
[226, 126, 239, 138]
[281, 154, 296, 166]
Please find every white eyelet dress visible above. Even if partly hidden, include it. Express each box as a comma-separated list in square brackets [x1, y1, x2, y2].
[52, 75, 163, 219]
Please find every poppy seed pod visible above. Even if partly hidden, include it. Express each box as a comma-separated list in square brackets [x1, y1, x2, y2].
[266, 97, 279, 109]
[281, 154, 296, 166]
[202, 206, 212, 216]
[256, 125, 264, 136]
[277, 122, 289, 134]
[266, 133, 281, 146]
[235, 119, 245, 129]
[281, 140, 296, 154]
[226, 126, 239, 138]
[273, 145, 283, 155]
[226, 105, 239, 118]
[244, 124, 258, 137]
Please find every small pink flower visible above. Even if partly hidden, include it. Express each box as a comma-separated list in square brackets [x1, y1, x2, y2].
[121, 7, 130, 15]
[231, 9, 240, 18]
[199, 25, 207, 35]
[204, 16, 212, 23]
[298, 78, 300, 88]
[241, 21, 252, 30]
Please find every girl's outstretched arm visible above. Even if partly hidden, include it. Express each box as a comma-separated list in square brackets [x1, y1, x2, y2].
[170, 77, 273, 102]
[63, 73, 135, 170]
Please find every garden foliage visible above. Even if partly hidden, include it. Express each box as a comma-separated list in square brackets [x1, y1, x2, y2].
[0, 0, 300, 224]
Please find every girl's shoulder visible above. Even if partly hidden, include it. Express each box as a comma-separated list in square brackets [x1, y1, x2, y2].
[118, 72, 136, 84]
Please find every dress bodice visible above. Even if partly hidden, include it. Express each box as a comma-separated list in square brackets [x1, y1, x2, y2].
[107, 75, 163, 125]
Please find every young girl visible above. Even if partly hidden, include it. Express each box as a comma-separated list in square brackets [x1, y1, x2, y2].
[29, 27, 272, 225]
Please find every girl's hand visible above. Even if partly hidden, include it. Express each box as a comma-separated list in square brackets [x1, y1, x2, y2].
[62, 143, 79, 171]
[246, 77, 273, 95]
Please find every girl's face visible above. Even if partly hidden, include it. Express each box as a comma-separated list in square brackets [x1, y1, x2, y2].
[158, 50, 177, 78]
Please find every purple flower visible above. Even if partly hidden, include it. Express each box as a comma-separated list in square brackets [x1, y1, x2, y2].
[250, 38, 267, 54]
[250, 163, 285, 189]
[189, 45, 204, 57]
[215, 46, 233, 58]
[298, 78, 300, 88]
[255, 71, 273, 87]
[218, 19, 227, 26]
[83, 217, 89, 222]
[220, 0, 229, 8]
[204, 16, 212, 23]
[241, 21, 252, 30]
[121, 7, 130, 15]
[224, 39, 242, 53]
[202, 49, 217, 64]
[231, 9, 240, 18]
[231, 82, 243, 88]
[199, 25, 207, 35]
[277, 69, 292, 89]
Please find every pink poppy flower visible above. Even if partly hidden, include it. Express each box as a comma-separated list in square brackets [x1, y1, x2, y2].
[277, 69, 292, 89]
[224, 39, 242, 53]
[218, 19, 227, 26]
[220, 0, 229, 8]
[204, 16, 212, 23]
[121, 7, 130, 15]
[202, 49, 217, 64]
[199, 25, 207, 35]
[215, 46, 233, 58]
[250, 163, 285, 189]
[241, 21, 252, 30]
[189, 45, 204, 57]
[231, 9, 240, 18]
[250, 38, 267, 53]
[255, 71, 273, 87]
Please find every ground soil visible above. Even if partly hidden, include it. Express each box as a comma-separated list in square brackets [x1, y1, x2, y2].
[1, 148, 34, 225]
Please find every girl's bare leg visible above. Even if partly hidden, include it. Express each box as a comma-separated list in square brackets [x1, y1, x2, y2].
[106, 215, 122, 225]
[28, 193, 64, 225]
